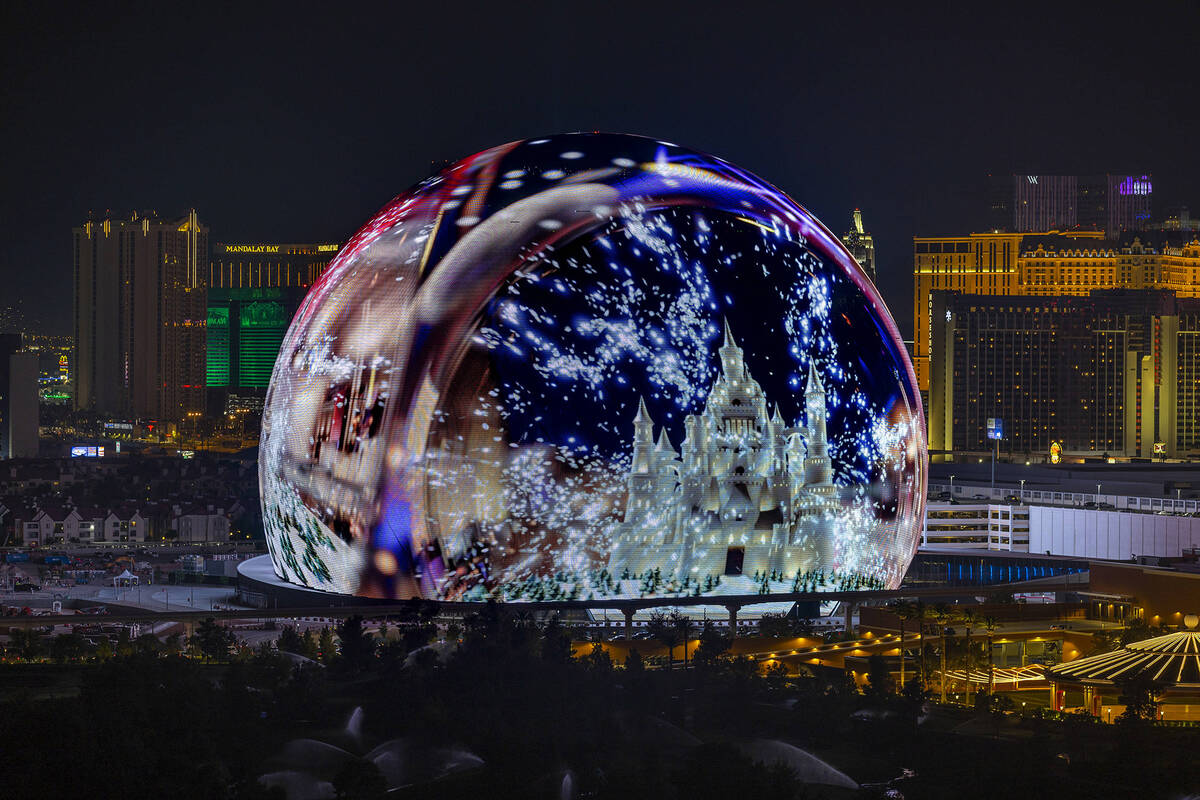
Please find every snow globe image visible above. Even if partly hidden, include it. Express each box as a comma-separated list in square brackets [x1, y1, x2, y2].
[259, 133, 926, 602]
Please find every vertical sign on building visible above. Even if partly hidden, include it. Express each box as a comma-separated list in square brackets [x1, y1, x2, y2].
[986, 417, 1003, 491]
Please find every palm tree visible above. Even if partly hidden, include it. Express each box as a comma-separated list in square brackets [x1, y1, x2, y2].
[960, 609, 979, 706]
[647, 611, 680, 670]
[983, 615, 998, 695]
[670, 611, 696, 669]
[914, 600, 928, 687]
[931, 603, 954, 703]
[889, 600, 916, 691]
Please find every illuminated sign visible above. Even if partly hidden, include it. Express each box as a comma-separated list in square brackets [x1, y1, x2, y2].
[1153, 442, 1166, 455]
[1050, 441, 1062, 464]
[1026, 175, 1039, 184]
[986, 418, 1003, 440]
[218, 243, 340, 255]
[222, 245, 281, 254]
[70, 445, 105, 458]
[1118, 176, 1152, 196]
[103, 421, 134, 431]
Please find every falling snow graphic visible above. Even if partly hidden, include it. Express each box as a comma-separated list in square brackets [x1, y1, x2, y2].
[259, 133, 926, 601]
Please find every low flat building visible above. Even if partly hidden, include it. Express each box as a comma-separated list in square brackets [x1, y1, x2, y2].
[920, 501, 1200, 561]
[1029, 505, 1200, 561]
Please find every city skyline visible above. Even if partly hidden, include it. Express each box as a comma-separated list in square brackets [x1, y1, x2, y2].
[7, 7, 1200, 795]
[4, 4, 1200, 339]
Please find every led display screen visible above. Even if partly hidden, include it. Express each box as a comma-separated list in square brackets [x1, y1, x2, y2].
[260, 133, 926, 601]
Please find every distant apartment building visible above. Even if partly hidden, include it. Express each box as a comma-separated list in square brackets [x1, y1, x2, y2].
[927, 288, 1200, 459]
[22, 506, 104, 546]
[912, 231, 1200, 397]
[72, 210, 208, 420]
[840, 209, 876, 282]
[0, 334, 38, 458]
[206, 242, 337, 411]
[16, 502, 228, 546]
[173, 504, 232, 543]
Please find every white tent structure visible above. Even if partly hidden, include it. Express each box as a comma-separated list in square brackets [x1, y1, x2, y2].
[113, 569, 139, 588]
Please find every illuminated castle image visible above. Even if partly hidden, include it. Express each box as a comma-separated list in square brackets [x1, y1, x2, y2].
[608, 322, 842, 582]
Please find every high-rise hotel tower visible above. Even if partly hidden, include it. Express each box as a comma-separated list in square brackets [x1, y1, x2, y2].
[73, 210, 208, 420]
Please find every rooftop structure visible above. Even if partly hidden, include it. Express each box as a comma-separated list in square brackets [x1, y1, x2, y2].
[841, 209, 875, 282]
[1044, 618, 1200, 691]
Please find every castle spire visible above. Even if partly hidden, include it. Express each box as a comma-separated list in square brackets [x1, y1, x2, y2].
[718, 319, 746, 382]
[633, 396, 654, 443]
[655, 427, 676, 455]
[634, 395, 651, 423]
[806, 359, 825, 396]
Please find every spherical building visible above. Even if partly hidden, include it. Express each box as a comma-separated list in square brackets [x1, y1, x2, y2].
[259, 133, 925, 601]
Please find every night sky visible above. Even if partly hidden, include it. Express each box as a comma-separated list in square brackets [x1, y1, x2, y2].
[3, 2, 1198, 336]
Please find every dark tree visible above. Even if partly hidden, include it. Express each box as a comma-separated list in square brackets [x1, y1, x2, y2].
[692, 621, 731, 668]
[9, 627, 45, 661]
[191, 618, 235, 662]
[864, 653, 895, 699]
[317, 627, 336, 663]
[540, 615, 574, 663]
[276, 625, 304, 655]
[757, 612, 794, 639]
[1116, 673, 1163, 726]
[336, 616, 376, 672]
[583, 642, 613, 672]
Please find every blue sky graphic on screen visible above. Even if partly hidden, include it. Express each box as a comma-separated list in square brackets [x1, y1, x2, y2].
[259, 133, 927, 601]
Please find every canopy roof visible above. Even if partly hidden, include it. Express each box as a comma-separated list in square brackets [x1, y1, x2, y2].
[943, 664, 1046, 686]
[1044, 619, 1200, 689]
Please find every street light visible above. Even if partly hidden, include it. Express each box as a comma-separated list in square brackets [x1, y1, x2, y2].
[1096, 483, 1102, 503]
[950, 475, 956, 498]
[1019, 479, 1026, 504]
